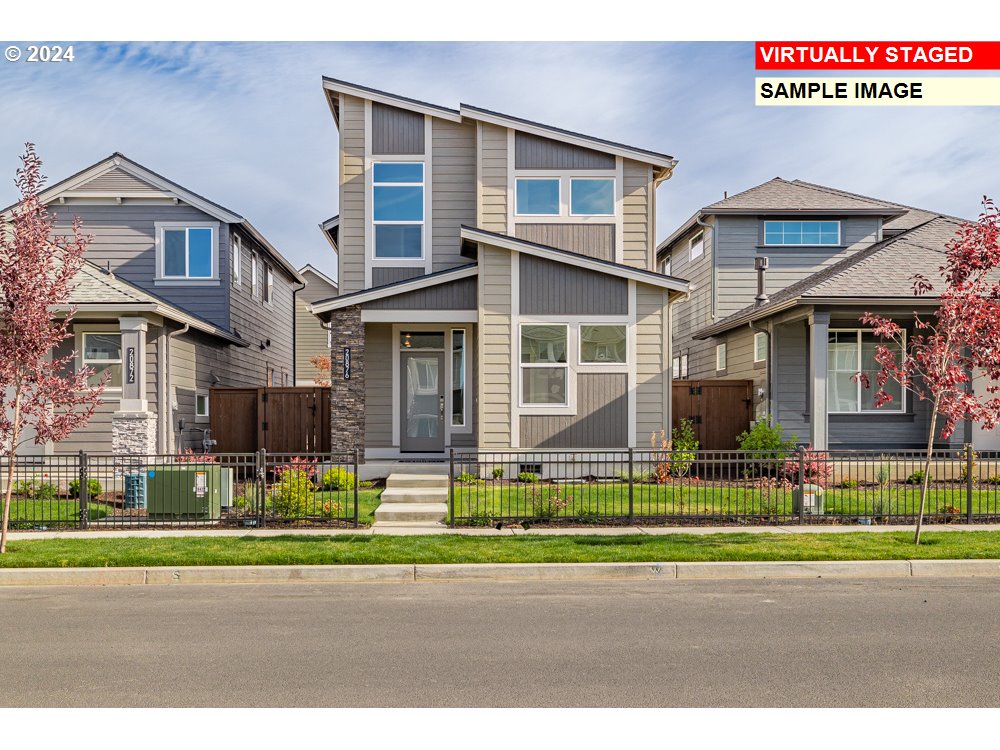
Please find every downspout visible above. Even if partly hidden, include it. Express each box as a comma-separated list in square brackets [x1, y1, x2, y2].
[165, 323, 190, 454]
[156, 325, 168, 453]
[695, 214, 717, 321]
[749, 256, 770, 425]
[291, 279, 306, 385]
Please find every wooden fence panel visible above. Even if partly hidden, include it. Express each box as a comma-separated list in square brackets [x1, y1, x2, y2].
[672, 380, 753, 450]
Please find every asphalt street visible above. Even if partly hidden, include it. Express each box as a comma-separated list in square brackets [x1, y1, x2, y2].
[2, 578, 999, 707]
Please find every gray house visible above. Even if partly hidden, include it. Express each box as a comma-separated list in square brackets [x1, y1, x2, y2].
[309, 78, 689, 461]
[3, 153, 303, 455]
[658, 178, 973, 451]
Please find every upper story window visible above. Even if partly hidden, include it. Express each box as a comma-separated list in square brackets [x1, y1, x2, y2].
[764, 220, 841, 246]
[231, 235, 242, 287]
[689, 231, 705, 261]
[373, 162, 424, 259]
[157, 225, 216, 280]
[659, 256, 672, 276]
[515, 176, 616, 218]
[515, 178, 560, 216]
[250, 251, 259, 298]
[263, 264, 274, 304]
[754, 331, 768, 363]
[570, 179, 614, 216]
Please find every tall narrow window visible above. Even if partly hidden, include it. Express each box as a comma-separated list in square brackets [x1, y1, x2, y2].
[451, 329, 466, 427]
[250, 252, 259, 298]
[716, 342, 727, 371]
[754, 331, 768, 363]
[689, 231, 704, 262]
[231, 235, 242, 287]
[373, 162, 424, 258]
[264, 264, 274, 304]
[828, 330, 904, 412]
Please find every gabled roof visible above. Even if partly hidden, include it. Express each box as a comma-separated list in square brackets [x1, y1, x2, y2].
[703, 178, 907, 214]
[310, 264, 478, 315]
[3, 153, 304, 284]
[299, 264, 338, 290]
[321, 77, 676, 176]
[460, 226, 690, 295]
[319, 214, 339, 252]
[694, 216, 963, 338]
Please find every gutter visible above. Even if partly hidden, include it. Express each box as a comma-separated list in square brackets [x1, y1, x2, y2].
[291, 279, 307, 385]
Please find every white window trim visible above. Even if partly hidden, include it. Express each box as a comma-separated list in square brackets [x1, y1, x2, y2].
[74, 324, 122, 399]
[195, 389, 210, 423]
[680, 353, 689, 379]
[689, 230, 705, 262]
[372, 159, 426, 264]
[577, 324, 629, 368]
[754, 331, 768, 363]
[763, 219, 842, 247]
[451, 328, 467, 429]
[716, 342, 727, 372]
[153, 221, 220, 285]
[231, 234, 242, 288]
[519, 322, 572, 411]
[513, 170, 619, 225]
[672, 356, 681, 379]
[828, 328, 907, 414]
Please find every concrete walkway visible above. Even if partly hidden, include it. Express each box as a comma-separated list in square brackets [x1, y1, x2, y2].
[6, 522, 1000, 540]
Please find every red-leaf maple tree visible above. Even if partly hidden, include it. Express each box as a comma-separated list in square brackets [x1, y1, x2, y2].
[0, 144, 106, 553]
[309, 353, 332, 387]
[858, 199, 1000, 544]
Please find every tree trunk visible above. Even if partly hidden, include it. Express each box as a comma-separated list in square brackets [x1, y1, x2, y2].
[914, 398, 940, 545]
[0, 393, 22, 555]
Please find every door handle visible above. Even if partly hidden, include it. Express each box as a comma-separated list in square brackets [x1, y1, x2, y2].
[439, 395, 445, 418]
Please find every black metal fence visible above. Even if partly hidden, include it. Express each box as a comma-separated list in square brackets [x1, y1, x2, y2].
[0, 450, 360, 530]
[450, 446, 1000, 526]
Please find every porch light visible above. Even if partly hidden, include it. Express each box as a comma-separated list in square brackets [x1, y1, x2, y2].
[403, 333, 411, 348]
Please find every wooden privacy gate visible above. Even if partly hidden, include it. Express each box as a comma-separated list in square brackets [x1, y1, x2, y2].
[210, 387, 331, 454]
[672, 380, 753, 450]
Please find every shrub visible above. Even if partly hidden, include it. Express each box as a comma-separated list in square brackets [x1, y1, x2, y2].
[905, 469, 930, 485]
[492, 467, 504, 480]
[359, 480, 375, 489]
[271, 458, 317, 518]
[517, 472, 539, 483]
[68, 478, 103, 499]
[838, 478, 859, 489]
[875, 465, 891, 487]
[778, 447, 831, 488]
[456, 471, 480, 484]
[669, 418, 699, 478]
[737, 421, 797, 460]
[983, 475, 1000, 486]
[321, 467, 355, 491]
[530, 486, 571, 518]
[176, 448, 218, 463]
[13, 479, 58, 500]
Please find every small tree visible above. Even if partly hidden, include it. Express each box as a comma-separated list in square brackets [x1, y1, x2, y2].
[0, 144, 106, 553]
[858, 199, 1000, 544]
[309, 354, 331, 387]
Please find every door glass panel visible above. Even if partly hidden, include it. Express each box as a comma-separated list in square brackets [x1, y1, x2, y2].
[400, 332, 445, 350]
[405, 356, 439, 438]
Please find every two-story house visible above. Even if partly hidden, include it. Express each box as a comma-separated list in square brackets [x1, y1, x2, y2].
[3, 153, 303, 456]
[658, 177, 969, 451]
[310, 79, 689, 461]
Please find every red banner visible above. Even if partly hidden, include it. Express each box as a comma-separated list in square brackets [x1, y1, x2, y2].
[755, 42, 1000, 70]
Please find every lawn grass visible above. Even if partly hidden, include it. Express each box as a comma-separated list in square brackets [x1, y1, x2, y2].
[4, 500, 114, 528]
[3, 530, 1000, 568]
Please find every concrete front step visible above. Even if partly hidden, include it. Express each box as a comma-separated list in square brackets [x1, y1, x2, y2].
[374, 503, 449, 523]
[380, 488, 449, 504]
[385, 473, 450, 490]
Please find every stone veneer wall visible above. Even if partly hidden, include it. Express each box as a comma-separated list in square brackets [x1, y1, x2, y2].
[328, 305, 365, 461]
[111, 411, 158, 455]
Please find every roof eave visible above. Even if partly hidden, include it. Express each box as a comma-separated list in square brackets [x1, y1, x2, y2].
[322, 77, 463, 122]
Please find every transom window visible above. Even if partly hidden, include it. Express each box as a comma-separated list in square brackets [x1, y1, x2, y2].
[373, 162, 424, 259]
[161, 226, 214, 278]
[515, 176, 616, 218]
[82, 333, 122, 389]
[764, 220, 840, 246]
[828, 330, 904, 413]
[580, 325, 626, 364]
[520, 324, 568, 405]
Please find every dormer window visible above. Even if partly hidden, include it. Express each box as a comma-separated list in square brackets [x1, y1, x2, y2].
[373, 162, 424, 259]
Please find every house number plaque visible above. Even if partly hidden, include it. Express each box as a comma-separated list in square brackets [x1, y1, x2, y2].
[343, 347, 351, 380]
[126, 347, 136, 384]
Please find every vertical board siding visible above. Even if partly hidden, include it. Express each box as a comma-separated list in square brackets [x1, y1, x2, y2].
[479, 124, 508, 234]
[622, 159, 652, 270]
[372, 267, 424, 286]
[340, 94, 366, 294]
[72, 167, 162, 194]
[478, 246, 511, 447]
[514, 132, 616, 170]
[636, 285, 666, 445]
[364, 323, 393, 447]
[365, 276, 476, 310]
[432, 118, 477, 273]
[520, 373, 627, 448]
[514, 223, 615, 261]
[519, 255, 626, 316]
[371, 102, 425, 155]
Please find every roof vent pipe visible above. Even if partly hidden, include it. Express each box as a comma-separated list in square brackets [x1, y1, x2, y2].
[754, 256, 770, 307]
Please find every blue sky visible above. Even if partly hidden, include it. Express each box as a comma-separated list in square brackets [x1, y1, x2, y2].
[1, 41, 998, 279]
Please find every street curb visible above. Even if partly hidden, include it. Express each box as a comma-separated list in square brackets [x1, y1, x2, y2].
[3, 559, 1000, 586]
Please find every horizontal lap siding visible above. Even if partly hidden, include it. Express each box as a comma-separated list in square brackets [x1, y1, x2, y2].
[636, 285, 666, 445]
[365, 277, 477, 310]
[622, 159, 653, 270]
[520, 373, 627, 448]
[73, 167, 162, 193]
[433, 119, 477, 273]
[514, 224, 614, 261]
[667, 222, 716, 381]
[514, 132, 616, 170]
[480, 124, 508, 234]
[169, 328, 233, 452]
[296, 272, 338, 385]
[340, 94, 366, 295]
[372, 267, 423, 286]
[519, 255, 626, 316]
[479, 246, 511, 448]
[371, 103, 424, 155]
[365, 323, 393, 448]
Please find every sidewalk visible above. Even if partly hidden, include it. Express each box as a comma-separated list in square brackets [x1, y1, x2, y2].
[7, 522, 1000, 540]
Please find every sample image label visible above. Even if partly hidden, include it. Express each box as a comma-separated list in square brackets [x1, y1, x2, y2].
[756, 77, 1000, 106]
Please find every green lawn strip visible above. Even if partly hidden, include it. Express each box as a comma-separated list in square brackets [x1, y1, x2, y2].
[4, 531, 1000, 568]
[5, 500, 114, 527]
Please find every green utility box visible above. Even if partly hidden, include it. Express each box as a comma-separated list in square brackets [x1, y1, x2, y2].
[146, 465, 229, 520]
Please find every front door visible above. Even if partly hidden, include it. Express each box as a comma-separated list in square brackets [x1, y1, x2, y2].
[400, 351, 445, 452]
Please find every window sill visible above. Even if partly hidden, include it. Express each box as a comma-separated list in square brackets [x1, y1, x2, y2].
[155, 278, 221, 287]
[806, 412, 915, 422]
[372, 258, 425, 266]
[519, 405, 577, 417]
[756, 245, 847, 251]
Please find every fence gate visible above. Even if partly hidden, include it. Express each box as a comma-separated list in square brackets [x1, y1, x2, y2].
[210, 387, 331, 454]
[672, 380, 752, 450]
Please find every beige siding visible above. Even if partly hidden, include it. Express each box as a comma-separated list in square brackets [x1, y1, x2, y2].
[340, 94, 366, 294]
[478, 246, 512, 448]
[295, 271, 337, 386]
[636, 284, 667, 445]
[479, 123, 508, 234]
[432, 118, 477, 273]
[623, 159, 653, 270]
[364, 323, 393, 448]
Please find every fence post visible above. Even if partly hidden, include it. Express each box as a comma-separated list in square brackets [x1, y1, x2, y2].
[627, 448, 634, 524]
[257, 448, 267, 529]
[966, 442, 975, 525]
[797, 447, 806, 525]
[353, 449, 359, 528]
[78, 450, 89, 530]
[448, 448, 455, 528]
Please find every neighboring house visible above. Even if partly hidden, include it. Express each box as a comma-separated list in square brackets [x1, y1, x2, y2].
[296, 257, 339, 385]
[2, 153, 303, 455]
[310, 78, 689, 460]
[657, 177, 968, 451]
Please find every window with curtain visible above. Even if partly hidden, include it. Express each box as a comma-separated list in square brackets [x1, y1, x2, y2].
[828, 330, 904, 412]
[580, 325, 626, 363]
[520, 324, 568, 405]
